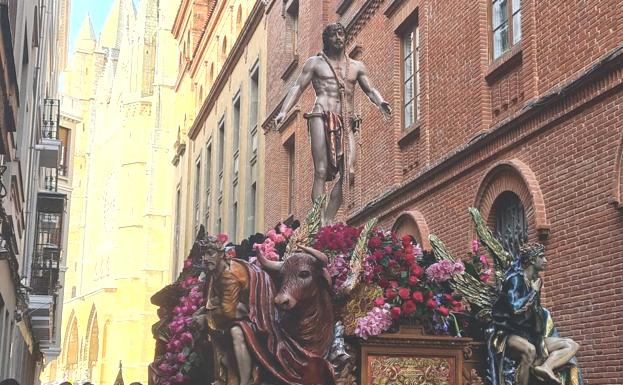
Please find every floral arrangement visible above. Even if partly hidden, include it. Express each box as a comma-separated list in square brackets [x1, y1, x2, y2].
[252, 223, 295, 262]
[157, 274, 205, 385]
[358, 230, 465, 337]
[313, 223, 362, 293]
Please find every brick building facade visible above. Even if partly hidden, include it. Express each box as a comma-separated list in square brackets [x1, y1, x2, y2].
[262, 0, 623, 383]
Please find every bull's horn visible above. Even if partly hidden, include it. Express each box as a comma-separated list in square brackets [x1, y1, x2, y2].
[256, 252, 283, 272]
[299, 245, 329, 265]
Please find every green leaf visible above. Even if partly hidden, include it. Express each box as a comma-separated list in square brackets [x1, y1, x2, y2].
[182, 346, 190, 355]
[463, 261, 479, 278]
[400, 271, 408, 279]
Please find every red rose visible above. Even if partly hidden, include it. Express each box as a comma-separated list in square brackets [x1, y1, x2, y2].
[405, 254, 415, 264]
[384, 246, 393, 254]
[368, 237, 382, 248]
[398, 287, 411, 300]
[452, 300, 462, 311]
[379, 278, 389, 288]
[401, 234, 413, 247]
[390, 306, 402, 319]
[411, 264, 424, 277]
[374, 297, 386, 307]
[402, 300, 417, 314]
[394, 249, 404, 259]
[412, 291, 424, 303]
[443, 294, 453, 302]
[373, 250, 383, 261]
[389, 280, 399, 289]
[426, 299, 438, 309]
[385, 288, 396, 300]
[408, 275, 419, 286]
[438, 306, 450, 316]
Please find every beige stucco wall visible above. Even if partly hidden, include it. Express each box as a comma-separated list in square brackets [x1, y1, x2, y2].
[170, 0, 266, 275]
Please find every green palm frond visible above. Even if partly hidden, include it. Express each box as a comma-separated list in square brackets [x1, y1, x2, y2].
[341, 217, 377, 294]
[284, 196, 326, 258]
[468, 207, 514, 283]
[429, 234, 497, 317]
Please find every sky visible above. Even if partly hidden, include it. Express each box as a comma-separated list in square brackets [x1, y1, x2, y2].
[68, 0, 139, 55]
[68, 0, 112, 54]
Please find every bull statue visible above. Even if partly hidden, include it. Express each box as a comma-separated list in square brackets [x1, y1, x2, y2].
[257, 245, 335, 359]
[198, 235, 336, 385]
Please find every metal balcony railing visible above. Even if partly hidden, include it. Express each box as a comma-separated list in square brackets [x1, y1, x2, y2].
[30, 211, 62, 295]
[42, 167, 58, 192]
[42, 98, 60, 140]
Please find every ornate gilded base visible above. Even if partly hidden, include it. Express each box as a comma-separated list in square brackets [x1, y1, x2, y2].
[360, 328, 486, 385]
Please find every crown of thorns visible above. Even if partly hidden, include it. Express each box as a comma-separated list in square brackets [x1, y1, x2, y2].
[519, 243, 545, 264]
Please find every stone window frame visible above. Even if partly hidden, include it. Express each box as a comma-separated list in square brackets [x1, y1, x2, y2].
[474, 158, 550, 242]
[612, 135, 623, 209]
[391, 210, 431, 251]
[396, 10, 420, 133]
[490, 0, 522, 61]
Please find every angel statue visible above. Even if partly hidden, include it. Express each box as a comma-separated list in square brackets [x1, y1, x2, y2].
[429, 208, 582, 385]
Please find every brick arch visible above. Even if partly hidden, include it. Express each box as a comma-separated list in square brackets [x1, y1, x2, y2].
[612, 135, 623, 209]
[391, 210, 431, 250]
[474, 159, 550, 239]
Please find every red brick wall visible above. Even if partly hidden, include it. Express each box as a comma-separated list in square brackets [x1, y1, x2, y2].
[263, 2, 623, 382]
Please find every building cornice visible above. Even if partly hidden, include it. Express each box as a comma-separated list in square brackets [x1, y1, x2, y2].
[188, 0, 265, 140]
[172, 0, 191, 38]
[344, 0, 382, 43]
[189, 1, 227, 78]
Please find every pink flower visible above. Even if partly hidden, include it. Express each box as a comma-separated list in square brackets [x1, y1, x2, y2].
[425, 260, 465, 282]
[480, 255, 489, 266]
[414, 244, 423, 257]
[438, 306, 450, 316]
[217, 233, 228, 243]
[267, 229, 286, 244]
[374, 297, 385, 307]
[354, 305, 393, 339]
[471, 239, 479, 254]
[453, 260, 465, 274]
[480, 268, 492, 283]
[184, 259, 192, 268]
[279, 223, 293, 238]
[176, 353, 186, 363]
[264, 251, 279, 261]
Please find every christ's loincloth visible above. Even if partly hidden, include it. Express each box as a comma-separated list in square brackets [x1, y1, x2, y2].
[304, 111, 344, 181]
